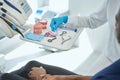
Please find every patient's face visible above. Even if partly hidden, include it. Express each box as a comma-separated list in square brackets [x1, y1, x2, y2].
[115, 9, 120, 43]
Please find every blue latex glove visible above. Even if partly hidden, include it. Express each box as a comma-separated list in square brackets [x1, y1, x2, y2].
[50, 16, 68, 31]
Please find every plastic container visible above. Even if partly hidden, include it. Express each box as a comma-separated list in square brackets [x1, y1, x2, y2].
[34, 9, 43, 23]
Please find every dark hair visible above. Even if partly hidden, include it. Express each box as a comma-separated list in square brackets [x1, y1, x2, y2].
[115, 8, 120, 43]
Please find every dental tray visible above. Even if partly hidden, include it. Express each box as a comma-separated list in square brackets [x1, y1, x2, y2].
[20, 21, 83, 51]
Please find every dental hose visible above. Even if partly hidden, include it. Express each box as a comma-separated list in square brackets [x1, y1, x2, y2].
[0, 16, 24, 37]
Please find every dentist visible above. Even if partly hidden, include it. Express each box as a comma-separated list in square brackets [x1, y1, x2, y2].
[50, 0, 120, 63]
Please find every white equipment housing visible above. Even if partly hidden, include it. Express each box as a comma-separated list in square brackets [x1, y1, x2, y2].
[0, 0, 32, 38]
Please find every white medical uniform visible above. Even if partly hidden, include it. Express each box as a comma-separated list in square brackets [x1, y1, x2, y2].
[68, 0, 120, 62]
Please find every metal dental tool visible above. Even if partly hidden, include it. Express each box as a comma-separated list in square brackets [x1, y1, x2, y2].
[61, 35, 71, 45]
[60, 31, 71, 45]
[48, 37, 57, 42]
[60, 31, 67, 36]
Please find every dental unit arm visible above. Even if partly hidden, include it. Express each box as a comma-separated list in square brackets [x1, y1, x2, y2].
[0, 0, 32, 38]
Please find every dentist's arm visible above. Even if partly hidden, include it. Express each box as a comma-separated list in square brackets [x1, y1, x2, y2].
[68, 0, 108, 29]
[50, 0, 108, 32]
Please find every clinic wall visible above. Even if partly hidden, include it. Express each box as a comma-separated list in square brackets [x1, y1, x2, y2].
[69, 0, 110, 52]
[69, 0, 103, 15]
[37, 0, 49, 7]
[26, 0, 38, 12]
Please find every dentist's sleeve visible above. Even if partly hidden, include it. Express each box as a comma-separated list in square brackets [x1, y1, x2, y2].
[68, 0, 109, 29]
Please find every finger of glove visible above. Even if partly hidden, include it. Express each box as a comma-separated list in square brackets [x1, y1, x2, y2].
[51, 25, 56, 32]
[50, 18, 56, 27]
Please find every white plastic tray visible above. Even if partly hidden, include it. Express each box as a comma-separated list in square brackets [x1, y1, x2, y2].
[20, 22, 83, 51]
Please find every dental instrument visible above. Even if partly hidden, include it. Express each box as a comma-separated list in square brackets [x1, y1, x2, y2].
[0, 0, 32, 26]
[61, 35, 71, 45]
[0, 11, 21, 27]
[60, 31, 67, 36]
[3, 0, 22, 14]
[48, 37, 57, 42]
[60, 31, 71, 45]
[0, 0, 32, 38]
[44, 31, 57, 37]
[0, 16, 24, 37]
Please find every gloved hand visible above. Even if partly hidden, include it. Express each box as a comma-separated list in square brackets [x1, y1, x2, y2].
[50, 16, 68, 31]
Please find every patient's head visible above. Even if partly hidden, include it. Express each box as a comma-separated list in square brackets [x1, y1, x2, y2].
[115, 9, 120, 43]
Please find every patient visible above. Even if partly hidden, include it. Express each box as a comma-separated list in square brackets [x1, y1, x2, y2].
[1, 7, 120, 80]
[1, 59, 120, 80]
